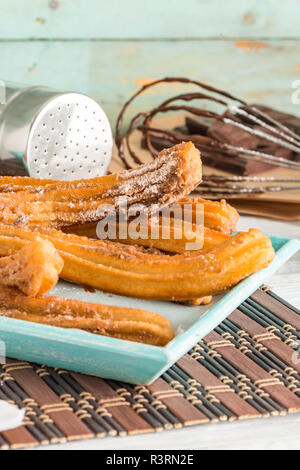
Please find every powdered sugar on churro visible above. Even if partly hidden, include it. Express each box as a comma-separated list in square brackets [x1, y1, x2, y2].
[0, 142, 201, 228]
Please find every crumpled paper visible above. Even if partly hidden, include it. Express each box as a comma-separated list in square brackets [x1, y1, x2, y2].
[0, 401, 25, 432]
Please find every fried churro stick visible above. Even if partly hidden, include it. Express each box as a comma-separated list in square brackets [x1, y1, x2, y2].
[107, 223, 228, 253]
[0, 227, 207, 304]
[0, 285, 174, 346]
[0, 225, 275, 300]
[0, 142, 202, 228]
[57, 230, 274, 300]
[0, 238, 63, 296]
[0, 176, 54, 192]
[62, 196, 238, 254]
[179, 197, 239, 234]
[64, 220, 229, 254]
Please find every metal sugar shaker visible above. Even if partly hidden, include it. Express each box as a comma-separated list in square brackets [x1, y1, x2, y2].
[0, 81, 113, 179]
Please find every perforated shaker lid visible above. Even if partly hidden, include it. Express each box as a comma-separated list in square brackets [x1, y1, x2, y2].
[26, 92, 113, 180]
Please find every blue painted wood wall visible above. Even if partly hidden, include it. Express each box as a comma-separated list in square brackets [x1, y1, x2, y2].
[0, 0, 299, 128]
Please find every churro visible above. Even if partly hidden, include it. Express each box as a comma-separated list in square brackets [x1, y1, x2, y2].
[0, 142, 202, 228]
[179, 197, 239, 234]
[102, 222, 228, 253]
[0, 285, 174, 346]
[63, 196, 237, 253]
[0, 224, 275, 301]
[0, 238, 63, 296]
[63, 219, 229, 253]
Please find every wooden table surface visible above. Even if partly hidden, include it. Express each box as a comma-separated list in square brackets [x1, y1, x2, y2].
[34, 214, 300, 451]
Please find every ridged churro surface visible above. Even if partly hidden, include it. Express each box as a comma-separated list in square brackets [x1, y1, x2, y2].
[180, 197, 239, 234]
[63, 196, 238, 254]
[64, 219, 229, 254]
[0, 142, 202, 228]
[0, 285, 174, 346]
[0, 224, 275, 301]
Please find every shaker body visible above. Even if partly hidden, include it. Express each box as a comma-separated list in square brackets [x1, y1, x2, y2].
[0, 81, 113, 179]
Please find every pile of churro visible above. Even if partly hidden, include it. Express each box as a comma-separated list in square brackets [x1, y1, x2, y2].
[0, 142, 275, 346]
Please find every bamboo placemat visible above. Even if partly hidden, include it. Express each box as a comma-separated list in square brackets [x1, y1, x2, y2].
[0, 288, 300, 450]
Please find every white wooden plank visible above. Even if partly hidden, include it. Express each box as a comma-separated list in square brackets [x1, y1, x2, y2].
[36, 414, 300, 450]
[0, 0, 300, 39]
[1, 40, 300, 126]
